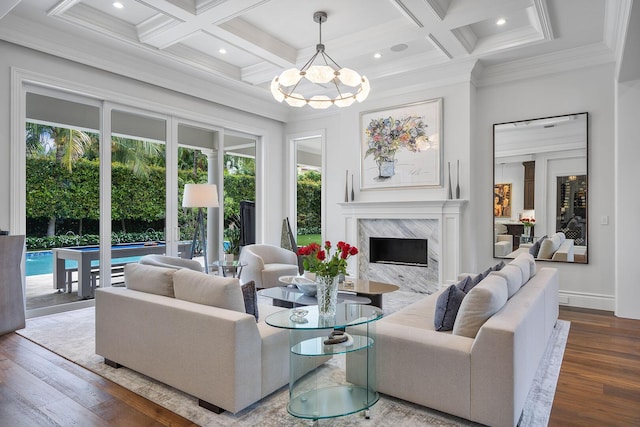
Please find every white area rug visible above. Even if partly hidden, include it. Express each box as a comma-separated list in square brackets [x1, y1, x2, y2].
[17, 299, 569, 426]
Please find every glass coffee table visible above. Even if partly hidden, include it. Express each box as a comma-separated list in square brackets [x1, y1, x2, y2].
[258, 286, 371, 308]
[277, 276, 398, 309]
[266, 304, 383, 423]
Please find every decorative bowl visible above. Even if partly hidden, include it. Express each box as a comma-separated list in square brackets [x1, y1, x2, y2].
[292, 277, 317, 296]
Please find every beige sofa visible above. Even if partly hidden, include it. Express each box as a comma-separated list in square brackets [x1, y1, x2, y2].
[368, 253, 559, 427]
[510, 231, 587, 262]
[95, 263, 292, 414]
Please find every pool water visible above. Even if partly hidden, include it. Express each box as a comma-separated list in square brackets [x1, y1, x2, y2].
[26, 250, 143, 276]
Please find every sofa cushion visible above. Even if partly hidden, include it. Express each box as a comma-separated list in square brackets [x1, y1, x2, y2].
[241, 280, 259, 321]
[510, 253, 536, 282]
[124, 263, 177, 297]
[489, 265, 523, 298]
[434, 284, 467, 331]
[173, 269, 245, 313]
[538, 232, 565, 259]
[452, 275, 508, 338]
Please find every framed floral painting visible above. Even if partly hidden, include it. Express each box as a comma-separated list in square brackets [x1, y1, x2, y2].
[360, 98, 443, 189]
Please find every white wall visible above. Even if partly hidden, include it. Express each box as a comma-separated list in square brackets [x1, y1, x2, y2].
[615, 78, 640, 319]
[476, 63, 616, 310]
[0, 40, 286, 244]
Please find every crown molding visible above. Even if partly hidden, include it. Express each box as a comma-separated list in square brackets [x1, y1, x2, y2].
[476, 42, 615, 87]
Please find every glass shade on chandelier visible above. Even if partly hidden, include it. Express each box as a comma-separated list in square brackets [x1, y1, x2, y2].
[270, 11, 371, 109]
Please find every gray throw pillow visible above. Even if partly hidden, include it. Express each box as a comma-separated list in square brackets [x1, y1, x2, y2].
[456, 275, 474, 293]
[529, 236, 546, 257]
[241, 281, 259, 321]
[466, 273, 484, 292]
[492, 260, 506, 271]
[434, 284, 467, 331]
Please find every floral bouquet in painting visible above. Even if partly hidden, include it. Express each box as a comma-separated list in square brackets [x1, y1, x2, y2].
[364, 115, 429, 178]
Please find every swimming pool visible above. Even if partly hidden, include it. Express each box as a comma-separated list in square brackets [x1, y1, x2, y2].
[26, 250, 143, 276]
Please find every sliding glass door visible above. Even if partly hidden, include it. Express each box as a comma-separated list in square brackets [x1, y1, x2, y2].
[176, 121, 222, 269]
[20, 84, 261, 316]
[24, 90, 101, 314]
[108, 108, 168, 286]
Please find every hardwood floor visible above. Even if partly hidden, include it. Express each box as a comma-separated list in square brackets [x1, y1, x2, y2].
[0, 332, 196, 426]
[549, 307, 640, 426]
[1, 306, 639, 426]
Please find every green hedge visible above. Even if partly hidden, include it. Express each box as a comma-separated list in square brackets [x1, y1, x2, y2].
[26, 158, 321, 240]
[297, 171, 321, 230]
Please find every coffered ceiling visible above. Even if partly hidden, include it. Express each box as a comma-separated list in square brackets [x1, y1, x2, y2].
[0, 0, 630, 121]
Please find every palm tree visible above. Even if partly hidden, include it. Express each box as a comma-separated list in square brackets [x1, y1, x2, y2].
[111, 136, 165, 177]
[25, 123, 93, 170]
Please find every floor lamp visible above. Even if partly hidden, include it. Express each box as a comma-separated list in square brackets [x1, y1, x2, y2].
[182, 183, 219, 274]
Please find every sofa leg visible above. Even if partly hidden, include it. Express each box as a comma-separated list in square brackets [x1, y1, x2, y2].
[198, 399, 224, 414]
[104, 358, 122, 369]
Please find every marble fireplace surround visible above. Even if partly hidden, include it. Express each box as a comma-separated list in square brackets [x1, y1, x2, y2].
[339, 200, 467, 293]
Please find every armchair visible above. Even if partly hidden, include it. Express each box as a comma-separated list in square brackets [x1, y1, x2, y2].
[494, 223, 513, 257]
[238, 244, 299, 289]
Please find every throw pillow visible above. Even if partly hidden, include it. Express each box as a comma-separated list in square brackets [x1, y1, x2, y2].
[492, 260, 506, 271]
[125, 263, 177, 297]
[241, 280, 259, 321]
[452, 275, 508, 338]
[529, 240, 541, 257]
[456, 275, 474, 293]
[173, 269, 245, 313]
[434, 284, 467, 331]
[466, 273, 484, 292]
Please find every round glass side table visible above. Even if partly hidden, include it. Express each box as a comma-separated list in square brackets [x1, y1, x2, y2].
[266, 303, 383, 423]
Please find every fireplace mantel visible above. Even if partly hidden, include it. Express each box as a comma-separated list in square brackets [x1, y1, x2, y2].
[339, 200, 467, 287]
[338, 200, 467, 216]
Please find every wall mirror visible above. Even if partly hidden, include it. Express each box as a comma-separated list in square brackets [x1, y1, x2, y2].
[493, 113, 588, 263]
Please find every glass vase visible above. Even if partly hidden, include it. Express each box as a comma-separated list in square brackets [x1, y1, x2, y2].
[316, 275, 339, 318]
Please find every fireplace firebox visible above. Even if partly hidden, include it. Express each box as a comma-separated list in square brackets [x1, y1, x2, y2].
[370, 237, 428, 267]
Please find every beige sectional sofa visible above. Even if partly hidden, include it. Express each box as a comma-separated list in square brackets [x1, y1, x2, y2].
[369, 253, 559, 427]
[510, 231, 587, 262]
[95, 263, 291, 414]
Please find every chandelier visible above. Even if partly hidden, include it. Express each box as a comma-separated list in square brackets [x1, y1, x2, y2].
[270, 11, 371, 109]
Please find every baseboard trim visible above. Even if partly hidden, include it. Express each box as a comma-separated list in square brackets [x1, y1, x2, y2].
[559, 290, 614, 311]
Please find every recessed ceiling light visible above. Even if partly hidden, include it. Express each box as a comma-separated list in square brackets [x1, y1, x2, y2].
[496, 18, 507, 26]
[374, 53, 382, 59]
[113, 2, 124, 9]
[219, 48, 227, 54]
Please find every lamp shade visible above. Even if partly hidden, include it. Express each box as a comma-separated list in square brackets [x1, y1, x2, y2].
[182, 184, 219, 208]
